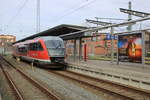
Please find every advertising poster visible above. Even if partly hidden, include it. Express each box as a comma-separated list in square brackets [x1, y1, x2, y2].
[118, 33, 142, 63]
[66, 43, 74, 56]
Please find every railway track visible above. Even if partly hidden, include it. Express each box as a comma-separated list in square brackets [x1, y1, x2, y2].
[0, 63, 24, 100]
[2, 56, 150, 100]
[49, 70, 150, 100]
[0, 56, 60, 100]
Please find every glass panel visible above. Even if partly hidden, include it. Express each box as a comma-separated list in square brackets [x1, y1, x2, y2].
[47, 48, 65, 57]
[45, 40, 65, 57]
[45, 40, 64, 49]
[29, 42, 43, 51]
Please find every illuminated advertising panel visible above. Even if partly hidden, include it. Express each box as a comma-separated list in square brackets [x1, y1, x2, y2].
[118, 33, 142, 63]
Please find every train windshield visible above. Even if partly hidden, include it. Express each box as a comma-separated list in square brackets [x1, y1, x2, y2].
[45, 40, 65, 57]
[45, 40, 64, 48]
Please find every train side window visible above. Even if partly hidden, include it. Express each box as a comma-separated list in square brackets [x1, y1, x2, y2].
[29, 42, 43, 51]
[29, 43, 36, 51]
[37, 42, 43, 51]
[29, 43, 34, 51]
[29, 43, 33, 50]
[18, 47, 27, 53]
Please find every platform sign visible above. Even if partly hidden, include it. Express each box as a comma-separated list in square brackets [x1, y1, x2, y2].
[106, 34, 111, 40]
[118, 33, 142, 63]
[84, 32, 93, 36]
[106, 34, 117, 40]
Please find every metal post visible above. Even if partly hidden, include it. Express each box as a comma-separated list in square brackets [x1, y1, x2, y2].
[79, 38, 82, 60]
[95, 17, 99, 27]
[149, 33, 150, 55]
[111, 27, 114, 64]
[117, 34, 119, 65]
[4, 47, 5, 55]
[142, 31, 145, 65]
[64, 40, 67, 60]
[36, 0, 40, 33]
[84, 44, 87, 61]
[127, 1, 132, 31]
[73, 39, 76, 62]
[31, 62, 34, 71]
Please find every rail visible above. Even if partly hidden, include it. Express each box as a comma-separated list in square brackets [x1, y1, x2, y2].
[0, 63, 24, 100]
[49, 70, 150, 100]
[0, 56, 61, 100]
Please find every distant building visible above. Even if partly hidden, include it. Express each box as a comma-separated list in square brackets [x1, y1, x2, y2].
[0, 35, 16, 55]
[0, 35, 16, 47]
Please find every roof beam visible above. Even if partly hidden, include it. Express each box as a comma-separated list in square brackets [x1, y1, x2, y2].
[60, 16, 150, 37]
[86, 19, 113, 26]
[120, 8, 150, 18]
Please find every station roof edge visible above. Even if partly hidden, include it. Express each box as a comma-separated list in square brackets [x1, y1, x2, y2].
[13, 24, 88, 44]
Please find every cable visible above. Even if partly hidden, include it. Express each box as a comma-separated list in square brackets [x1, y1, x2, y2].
[0, 0, 22, 22]
[60, 0, 88, 16]
[61, 1, 81, 13]
[57, 0, 96, 21]
[7, 0, 29, 26]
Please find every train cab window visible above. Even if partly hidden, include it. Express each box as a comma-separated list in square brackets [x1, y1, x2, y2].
[29, 42, 43, 51]
[45, 40, 64, 48]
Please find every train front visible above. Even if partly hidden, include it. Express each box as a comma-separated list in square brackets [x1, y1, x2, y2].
[44, 37, 66, 66]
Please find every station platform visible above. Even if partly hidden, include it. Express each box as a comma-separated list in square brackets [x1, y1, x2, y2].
[66, 59, 150, 90]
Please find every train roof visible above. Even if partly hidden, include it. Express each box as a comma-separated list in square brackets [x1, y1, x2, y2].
[35, 36, 63, 41]
[13, 36, 63, 46]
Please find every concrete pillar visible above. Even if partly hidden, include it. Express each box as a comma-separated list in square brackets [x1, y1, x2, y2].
[142, 31, 145, 65]
[74, 39, 76, 62]
[111, 27, 114, 64]
[79, 38, 82, 60]
[117, 34, 119, 65]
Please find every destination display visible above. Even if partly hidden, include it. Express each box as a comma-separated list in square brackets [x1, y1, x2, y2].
[118, 33, 142, 63]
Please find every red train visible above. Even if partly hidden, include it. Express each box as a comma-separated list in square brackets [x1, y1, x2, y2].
[13, 36, 66, 68]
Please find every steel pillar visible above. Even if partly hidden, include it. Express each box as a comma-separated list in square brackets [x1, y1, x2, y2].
[142, 31, 145, 65]
[127, 1, 132, 31]
[117, 35, 119, 65]
[73, 39, 77, 62]
[111, 27, 114, 64]
[79, 38, 82, 60]
[84, 44, 87, 61]
[36, 0, 40, 33]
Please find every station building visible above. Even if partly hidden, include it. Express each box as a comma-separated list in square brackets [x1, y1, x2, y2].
[0, 35, 16, 47]
[0, 35, 16, 55]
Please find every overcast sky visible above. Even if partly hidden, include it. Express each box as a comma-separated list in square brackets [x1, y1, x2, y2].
[0, 0, 150, 40]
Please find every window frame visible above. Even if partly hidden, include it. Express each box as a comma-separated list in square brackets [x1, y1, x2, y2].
[29, 42, 43, 51]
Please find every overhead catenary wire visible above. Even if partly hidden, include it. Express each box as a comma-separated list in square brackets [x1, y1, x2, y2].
[7, 0, 29, 26]
[0, 0, 25, 33]
[60, 0, 89, 15]
[0, 0, 22, 17]
[59, 16, 150, 37]
[43, 0, 96, 30]
[57, 0, 96, 21]
[36, 0, 40, 33]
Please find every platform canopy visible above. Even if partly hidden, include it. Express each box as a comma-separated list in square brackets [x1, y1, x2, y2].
[14, 24, 88, 44]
